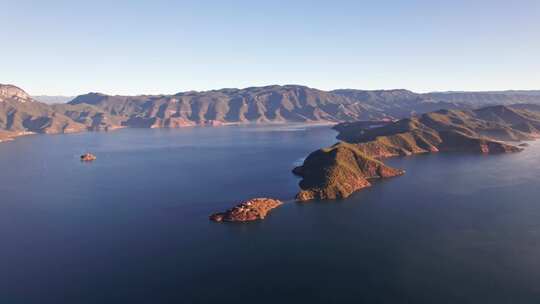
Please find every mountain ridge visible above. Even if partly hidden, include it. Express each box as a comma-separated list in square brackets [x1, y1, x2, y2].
[3, 83, 540, 143]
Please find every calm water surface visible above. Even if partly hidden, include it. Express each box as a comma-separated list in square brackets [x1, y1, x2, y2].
[1, 126, 540, 303]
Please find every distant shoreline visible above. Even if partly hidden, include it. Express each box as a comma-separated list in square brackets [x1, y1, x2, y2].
[0, 121, 338, 144]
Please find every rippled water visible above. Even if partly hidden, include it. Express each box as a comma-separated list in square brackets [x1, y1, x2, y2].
[1, 126, 540, 303]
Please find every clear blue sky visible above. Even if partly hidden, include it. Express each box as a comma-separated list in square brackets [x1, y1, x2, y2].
[2, 0, 539, 95]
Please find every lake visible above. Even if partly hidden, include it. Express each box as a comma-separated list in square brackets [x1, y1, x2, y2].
[1, 126, 540, 303]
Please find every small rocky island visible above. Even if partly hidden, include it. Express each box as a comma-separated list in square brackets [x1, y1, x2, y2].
[80, 153, 97, 161]
[210, 198, 283, 222]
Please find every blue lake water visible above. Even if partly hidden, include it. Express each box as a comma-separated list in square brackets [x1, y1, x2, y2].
[1, 126, 540, 303]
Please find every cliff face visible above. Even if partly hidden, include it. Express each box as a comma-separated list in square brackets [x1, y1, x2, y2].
[0, 84, 33, 103]
[293, 142, 404, 201]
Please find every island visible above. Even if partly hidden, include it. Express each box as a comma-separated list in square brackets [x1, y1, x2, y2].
[80, 153, 97, 161]
[209, 198, 283, 222]
[294, 105, 540, 202]
[293, 142, 404, 201]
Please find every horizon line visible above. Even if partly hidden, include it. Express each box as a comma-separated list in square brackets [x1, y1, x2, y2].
[4, 82, 540, 97]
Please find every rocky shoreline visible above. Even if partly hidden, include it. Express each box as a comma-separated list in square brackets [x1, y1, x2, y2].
[210, 198, 283, 223]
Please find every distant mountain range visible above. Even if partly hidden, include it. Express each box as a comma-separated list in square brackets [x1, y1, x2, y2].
[2, 83, 540, 142]
[32, 95, 74, 104]
[425, 91, 540, 106]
